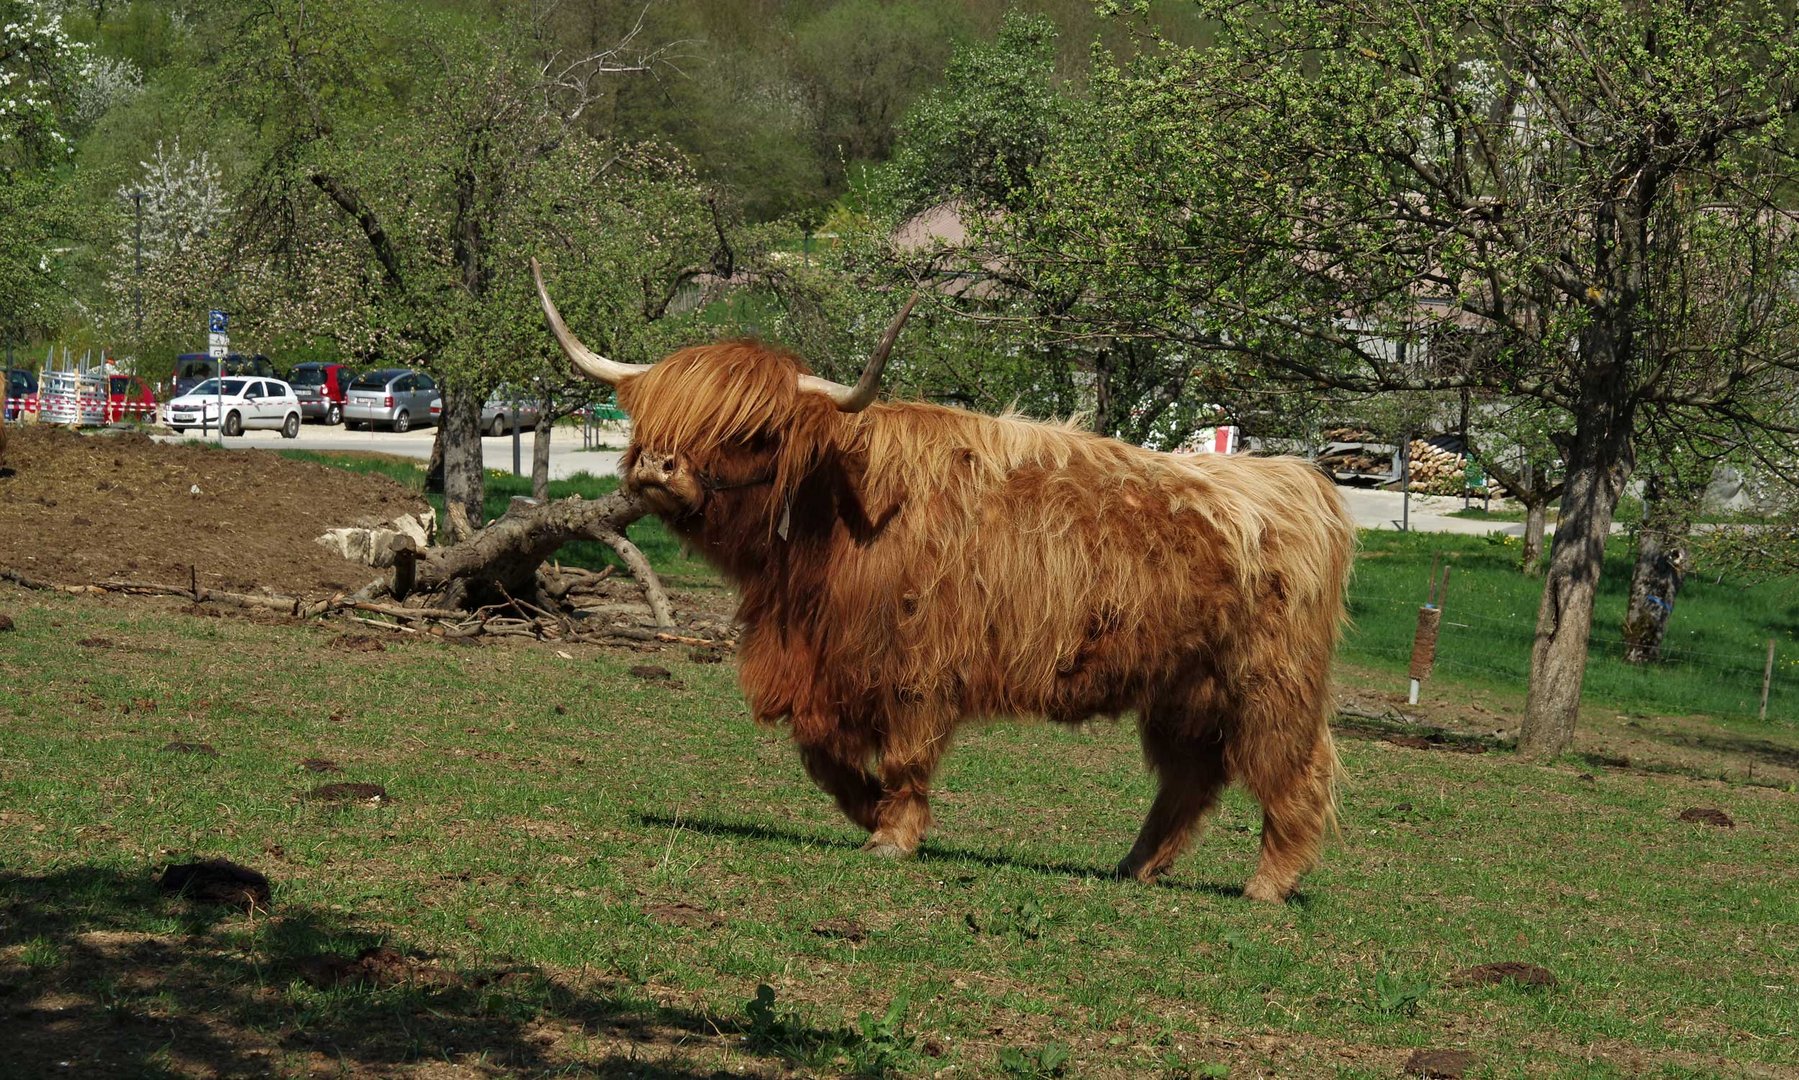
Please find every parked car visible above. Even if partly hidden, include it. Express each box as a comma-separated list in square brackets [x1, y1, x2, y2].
[172, 352, 277, 398]
[481, 386, 543, 435]
[4, 368, 37, 421]
[106, 374, 157, 423]
[344, 368, 438, 432]
[163, 377, 302, 438]
[288, 362, 356, 425]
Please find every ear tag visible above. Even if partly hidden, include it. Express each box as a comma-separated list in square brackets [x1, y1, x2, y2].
[778, 499, 792, 541]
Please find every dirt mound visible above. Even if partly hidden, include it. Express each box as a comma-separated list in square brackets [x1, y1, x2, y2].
[0, 426, 427, 594]
[158, 859, 272, 911]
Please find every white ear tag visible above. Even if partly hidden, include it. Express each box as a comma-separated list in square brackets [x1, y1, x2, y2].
[778, 499, 792, 541]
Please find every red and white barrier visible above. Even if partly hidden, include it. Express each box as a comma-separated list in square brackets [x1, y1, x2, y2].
[5, 395, 161, 424]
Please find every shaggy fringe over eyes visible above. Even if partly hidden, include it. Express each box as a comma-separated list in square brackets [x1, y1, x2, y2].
[617, 341, 864, 539]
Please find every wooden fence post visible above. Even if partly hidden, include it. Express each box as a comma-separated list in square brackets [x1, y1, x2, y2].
[1760, 638, 1776, 720]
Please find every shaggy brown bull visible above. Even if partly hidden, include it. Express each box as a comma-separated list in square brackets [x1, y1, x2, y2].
[532, 262, 1355, 901]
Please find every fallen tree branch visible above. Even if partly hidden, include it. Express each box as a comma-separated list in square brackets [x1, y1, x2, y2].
[409, 489, 674, 626]
[2, 564, 719, 651]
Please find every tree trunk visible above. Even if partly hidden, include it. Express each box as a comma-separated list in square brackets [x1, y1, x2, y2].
[532, 403, 553, 502]
[438, 381, 485, 543]
[1621, 473, 1694, 664]
[1519, 352, 1635, 760]
[1520, 498, 1548, 575]
[425, 424, 445, 494]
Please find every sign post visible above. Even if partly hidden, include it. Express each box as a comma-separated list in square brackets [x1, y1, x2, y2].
[208, 310, 228, 441]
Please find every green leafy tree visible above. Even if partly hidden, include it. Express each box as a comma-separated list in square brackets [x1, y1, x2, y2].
[1003, 0, 1799, 757]
[0, 0, 89, 350]
[217, 0, 689, 535]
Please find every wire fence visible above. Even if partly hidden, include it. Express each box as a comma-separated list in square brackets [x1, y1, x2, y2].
[1346, 591, 1793, 724]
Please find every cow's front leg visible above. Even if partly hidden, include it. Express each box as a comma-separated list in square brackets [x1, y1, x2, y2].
[865, 728, 951, 858]
[795, 734, 882, 833]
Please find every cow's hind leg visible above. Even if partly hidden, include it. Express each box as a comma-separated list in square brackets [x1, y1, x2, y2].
[1116, 711, 1230, 883]
[1236, 730, 1338, 903]
[796, 731, 882, 833]
[864, 726, 951, 858]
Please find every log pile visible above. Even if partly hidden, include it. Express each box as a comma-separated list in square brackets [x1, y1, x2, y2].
[1403, 437, 1471, 494]
[1314, 429, 1388, 476]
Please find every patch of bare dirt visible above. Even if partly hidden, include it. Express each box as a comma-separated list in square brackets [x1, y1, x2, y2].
[1447, 962, 1558, 989]
[643, 901, 725, 929]
[1676, 806, 1736, 827]
[1405, 1048, 1475, 1078]
[160, 741, 218, 757]
[158, 859, 271, 911]
[296, 946, 464, 990]
[299, 757, 342, 773]
[0, 425, 426, 594]
[331, 632, 387, 653]
[811, 917, 867, 943]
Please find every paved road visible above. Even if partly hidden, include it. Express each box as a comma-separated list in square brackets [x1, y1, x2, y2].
[159, 424, 1534, 535]
[156, 422, 627, 483]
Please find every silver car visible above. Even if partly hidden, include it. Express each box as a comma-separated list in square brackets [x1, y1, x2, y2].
[344, 368, 438, 432]
[481, 386, 543, 436]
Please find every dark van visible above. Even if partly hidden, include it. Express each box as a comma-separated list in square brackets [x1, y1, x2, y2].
[173, 353, 277, 397]
[288, 362, 355, 425]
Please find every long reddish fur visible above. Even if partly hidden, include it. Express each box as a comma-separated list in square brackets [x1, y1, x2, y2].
[614, 339, 1356, 899]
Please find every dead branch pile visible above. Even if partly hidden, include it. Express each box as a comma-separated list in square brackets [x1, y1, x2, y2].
[0, 564, 733, 651]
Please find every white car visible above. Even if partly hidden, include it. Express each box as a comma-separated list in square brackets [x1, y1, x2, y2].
[164, 377, 303, 438]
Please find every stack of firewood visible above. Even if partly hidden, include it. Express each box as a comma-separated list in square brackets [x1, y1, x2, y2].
[1404, 437, 1482, 494]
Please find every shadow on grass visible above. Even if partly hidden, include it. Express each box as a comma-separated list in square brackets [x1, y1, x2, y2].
[634, 812, 1246, 899]
[1637, 729, 1799, 771]
[0, 865, 836, 1077]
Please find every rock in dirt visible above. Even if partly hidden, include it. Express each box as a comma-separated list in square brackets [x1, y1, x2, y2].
[1677, 806, 1735, 828]
[629, 664, 673, 681]
[306, 782, 388, 803]
[159, 859, 272, 911]
[314, 510, 436, 568]
[299, 758, 342, 773]
[161, 741, 219, 757]
[1447, 962, 1557, 989]
[296, 945, 462, 990]
[1404, 1048, 1475, 1078]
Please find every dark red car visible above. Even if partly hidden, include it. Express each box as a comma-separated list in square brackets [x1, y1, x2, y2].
[107, 374, 156, 423]
[288, 362, 355, 425]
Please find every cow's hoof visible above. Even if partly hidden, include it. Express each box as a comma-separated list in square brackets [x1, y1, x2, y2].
[1113, 857, 1163, 883]
[861, 839, 913, 859]
[1241, 877, 1290, 904]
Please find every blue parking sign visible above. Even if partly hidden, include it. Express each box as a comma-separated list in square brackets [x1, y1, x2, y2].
[208, 309, 228, 333]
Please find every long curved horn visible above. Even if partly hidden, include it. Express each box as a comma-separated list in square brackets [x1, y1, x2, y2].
[798, 292, 920, 412]
[530, 258, 651, 385]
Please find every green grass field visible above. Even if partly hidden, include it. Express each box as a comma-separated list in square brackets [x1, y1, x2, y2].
[4, 455, 1795, 1076]
[1346, 531, 1799, 728]
[0, 589, 1794, 1077]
